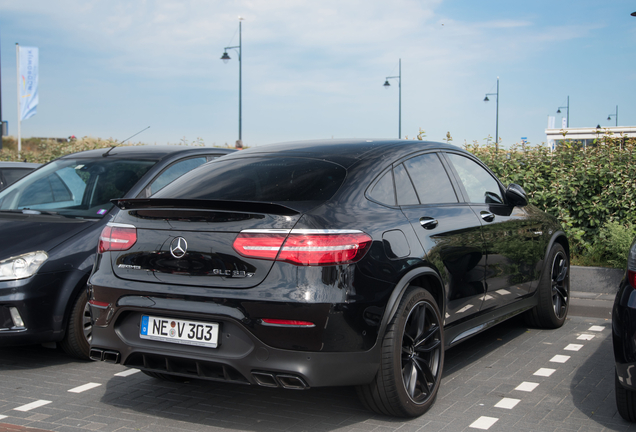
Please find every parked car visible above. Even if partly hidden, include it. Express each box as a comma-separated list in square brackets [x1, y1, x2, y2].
[613, 238, 636, 421]
[88, 139, 569, 417]
[0, 161, 41, 191]
[0, 145, 233, 359]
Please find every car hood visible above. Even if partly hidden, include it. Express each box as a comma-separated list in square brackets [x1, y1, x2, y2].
[0, 212, 98, 260]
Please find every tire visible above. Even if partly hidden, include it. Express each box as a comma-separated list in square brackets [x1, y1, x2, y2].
[616, 370, 636, 422]
[525, 243, 569, 329]
[357, 287, 444, 417]
[142, 371, 190, 382]
[60, 287, 92, 360]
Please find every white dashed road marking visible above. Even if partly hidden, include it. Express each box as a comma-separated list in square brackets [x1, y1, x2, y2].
[494, 398, 520, 409]
[470, 416, 499, 430]
[68, 382, 102, 393]
[114, 368, 140, 377]
[515, 382, 539, 392]
[534, 368, 556, 377]
[578, 334, 595, 340]
[564, 344, 583, 351]
[589, 325, 605, 332]
[0, 415, 6, 420]
[550, 355, 570, 363]
[14, 400, 52, 412]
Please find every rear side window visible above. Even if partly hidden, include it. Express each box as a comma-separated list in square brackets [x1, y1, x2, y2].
[403, 153, 458, 204]
[368, 170, 396, 205]
[155, 157, 346, 203]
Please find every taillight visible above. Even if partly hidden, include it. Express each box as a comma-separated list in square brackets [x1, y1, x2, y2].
[628, 242, 636, 289]
[233, 229, 372, 266]
[98, 223, 137, 253]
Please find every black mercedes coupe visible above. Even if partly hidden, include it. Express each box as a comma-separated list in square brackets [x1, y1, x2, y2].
[88, 139, 570, 417]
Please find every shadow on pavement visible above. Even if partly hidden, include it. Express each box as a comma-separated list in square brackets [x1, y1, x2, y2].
[569, 330, 630, 431]
[0, 344, 82, 371]
[95, 316, 532, 431]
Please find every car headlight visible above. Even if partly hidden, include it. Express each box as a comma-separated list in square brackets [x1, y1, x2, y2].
[0, 251, 48, 281]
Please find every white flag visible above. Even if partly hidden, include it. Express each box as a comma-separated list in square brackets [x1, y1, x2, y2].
[19, 46, 38, 121]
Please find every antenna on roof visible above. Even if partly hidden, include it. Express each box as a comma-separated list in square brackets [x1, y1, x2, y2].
[103, 126, 151, 157]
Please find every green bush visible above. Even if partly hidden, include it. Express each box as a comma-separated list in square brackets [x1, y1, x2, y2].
[585, 221, 636, 269]
[465, 134, 636, 266]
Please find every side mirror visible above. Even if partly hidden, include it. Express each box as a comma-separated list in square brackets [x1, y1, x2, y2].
[505, 183, 528, 207]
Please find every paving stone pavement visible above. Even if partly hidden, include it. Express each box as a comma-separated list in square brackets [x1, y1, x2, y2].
[0, 314, 632, 432]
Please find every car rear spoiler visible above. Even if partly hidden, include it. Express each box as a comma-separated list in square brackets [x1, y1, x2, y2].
[113, 198, 300, 216]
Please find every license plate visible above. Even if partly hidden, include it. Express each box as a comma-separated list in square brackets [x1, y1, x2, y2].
[140, 315, 219, 348]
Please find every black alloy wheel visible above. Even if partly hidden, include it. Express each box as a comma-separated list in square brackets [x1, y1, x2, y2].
[401, 299, 442, 404]
[525, 243, 569, 329]
[551, 249, 569, 320]
[357, 287, 444, 417]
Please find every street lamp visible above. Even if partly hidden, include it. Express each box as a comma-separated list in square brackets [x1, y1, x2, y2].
[221, 18, 243, 145]
[607, 105, 618, 127]
[556, 96, 569, 128]
[383, 58, 401, 139]
[483, 77, 499, 151]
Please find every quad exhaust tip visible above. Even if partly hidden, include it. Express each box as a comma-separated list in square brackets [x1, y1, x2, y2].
[89, 348, 121, 364]
[252, 371, 308, 390]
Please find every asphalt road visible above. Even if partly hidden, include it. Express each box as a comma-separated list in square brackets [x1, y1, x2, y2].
[0, 299, 630, 432]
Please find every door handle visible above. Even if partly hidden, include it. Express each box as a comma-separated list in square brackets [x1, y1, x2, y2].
[419, 217, 438, 229]
[480, 211, 495, 222]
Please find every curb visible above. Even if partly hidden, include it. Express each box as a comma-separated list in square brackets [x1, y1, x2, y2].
[571, 265, 623, 294]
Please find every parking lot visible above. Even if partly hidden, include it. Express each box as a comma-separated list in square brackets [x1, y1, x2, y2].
[0, 306, 631, 432]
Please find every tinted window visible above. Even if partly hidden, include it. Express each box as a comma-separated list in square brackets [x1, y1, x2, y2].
[369, 170, 395, 205]
[156, 157, 346, 203]
[403, 153, 458, 204]
[0, 158, 155, 218]
[147, 157, 207, 196]
[394, 164, 418, 205]
[445, 153, 503, 204]
[19, 173, 72, 206]
[3, 168, 33, 185]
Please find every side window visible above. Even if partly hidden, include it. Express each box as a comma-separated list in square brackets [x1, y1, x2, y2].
[146, 157, 207, 197]
[394, 164, 418, 205]
[402, 153, 458, 204]
[368, 170, 396, 205]
[445, 153, 503, 204]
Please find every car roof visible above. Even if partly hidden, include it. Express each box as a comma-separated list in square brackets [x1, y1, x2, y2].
[59, 145, 233, 161]
[222, 139, 463, 167]
[0, 161, 42, 169]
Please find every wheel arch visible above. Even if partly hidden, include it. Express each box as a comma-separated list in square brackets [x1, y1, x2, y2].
[377, 267, 445, 342]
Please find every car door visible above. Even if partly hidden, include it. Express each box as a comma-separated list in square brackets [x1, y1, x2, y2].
[396, 152, 487, 325]
[442, 152, 542, 312]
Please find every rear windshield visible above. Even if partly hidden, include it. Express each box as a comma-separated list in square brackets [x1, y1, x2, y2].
[0, 158, 155, 218]
[155, 157, 346, 203]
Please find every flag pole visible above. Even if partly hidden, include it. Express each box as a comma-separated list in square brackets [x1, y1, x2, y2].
[16, 43, 21, 157]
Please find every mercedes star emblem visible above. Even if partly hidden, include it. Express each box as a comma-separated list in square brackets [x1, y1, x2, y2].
[169, 237, 188, 259]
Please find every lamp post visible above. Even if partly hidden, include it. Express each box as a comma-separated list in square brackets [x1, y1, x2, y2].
[221, 18, 243, 146]
[383, 58, 401, 139]
[483, 77, 499, 151]
[607, 105, 618, 127]
[556, 96, 569, 128]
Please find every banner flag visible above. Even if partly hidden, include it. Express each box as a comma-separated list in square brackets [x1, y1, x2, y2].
[18, 46, 38, 121]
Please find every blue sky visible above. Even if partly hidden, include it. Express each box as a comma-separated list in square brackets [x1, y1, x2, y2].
[1, 0, 635, 148]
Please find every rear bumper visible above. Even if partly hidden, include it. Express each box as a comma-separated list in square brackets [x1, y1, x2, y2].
[90, 301, 381, 388]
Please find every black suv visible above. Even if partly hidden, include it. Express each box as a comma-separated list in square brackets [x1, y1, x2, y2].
[89, 140, 569, 417]
[0, 145, 233, 359]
